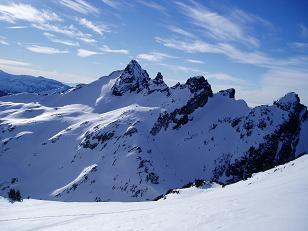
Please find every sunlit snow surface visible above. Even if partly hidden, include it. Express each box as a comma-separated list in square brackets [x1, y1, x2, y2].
[1, 155, 307, 231]
[0, 62, 307, 202]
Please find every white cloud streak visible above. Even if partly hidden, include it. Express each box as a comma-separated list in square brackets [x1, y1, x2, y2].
[186, 59, 204, 64]
[238, 67, 308, 106]
[0, 36, 8, 45]
[0, 3, 61, 24]
[33, 23, 96, 43]
[77, 48, 101, 57]
[7, 25, 27, 29]
[0, 58, 30, 67]
[43, 32, 80, 46]
[168, 25, 196, 38]
[137, 0, 166, 12]
[26, 45, 68, 54]
[176, 1, 259, 47]
[78, 18, 108, 35]
[58, 0, 99, 14]
[155, 37, 308, 68]
[101, 0, 119, 9]
[0, 2, 97, 44]
[137, 52, 174, 62]
[100, 45, 129, 54]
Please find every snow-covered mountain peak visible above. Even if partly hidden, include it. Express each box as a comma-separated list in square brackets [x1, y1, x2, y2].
[0, 62, 307, 203]
[111, 60, 150, 96]
[185, 76, 212, 94]
[274, 92, 301, 111]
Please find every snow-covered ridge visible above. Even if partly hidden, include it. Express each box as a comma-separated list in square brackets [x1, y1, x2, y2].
[1, 154, 307, 231]
[0, 60, 307, 202]
[0, 70, 69, 96]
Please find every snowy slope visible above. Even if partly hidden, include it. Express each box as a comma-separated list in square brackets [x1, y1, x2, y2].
[1, 154, 307, 231]
[0, 60, 307, 202]
[0, 70, 69, 96]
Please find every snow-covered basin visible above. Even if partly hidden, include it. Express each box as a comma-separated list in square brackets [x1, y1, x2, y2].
[1, 154, 308, 231]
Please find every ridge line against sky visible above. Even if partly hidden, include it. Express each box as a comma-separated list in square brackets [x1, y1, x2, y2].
[0, 0, 307, 106]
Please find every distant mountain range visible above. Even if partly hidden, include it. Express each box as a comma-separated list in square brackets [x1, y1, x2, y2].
[0, 70, 69, 96]
[0, 60, 307, 202]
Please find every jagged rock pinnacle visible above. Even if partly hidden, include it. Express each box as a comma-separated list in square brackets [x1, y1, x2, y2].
[153, 72, 164, 85]
[112, 60, 150, 96]
[218, 88, 235, 98]
[185, 76, 213, 95]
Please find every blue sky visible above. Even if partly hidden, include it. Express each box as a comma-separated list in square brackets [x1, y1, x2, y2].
[0, 0, 307, 106]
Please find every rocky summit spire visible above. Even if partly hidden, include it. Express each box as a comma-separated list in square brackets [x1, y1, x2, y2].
[274, 92, 301, 112]
[185, 76, 213, 95]
[112, 60, 150, 96]
[218, 88, 235, 98]
[153, 72, 164, 85]
[148, 72, 169, 94]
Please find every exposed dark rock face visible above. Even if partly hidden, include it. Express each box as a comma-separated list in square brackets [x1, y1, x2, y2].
[112, 60, 151, 96]
[186, 76, 212, 93]
[153, 72, 164, 85]
[151, 76, 213, 135]
[218, 88, 235, 98]
[211, 93, 307, 184]
[149, 72, 169, 94]
[81, 127, 115, 150]
[154, 180, 219, 201]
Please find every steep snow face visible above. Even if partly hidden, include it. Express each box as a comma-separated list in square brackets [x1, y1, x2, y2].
[0, 70, 69, 95]
[0, 60, 307, 202]
[1, 155, 308, 231]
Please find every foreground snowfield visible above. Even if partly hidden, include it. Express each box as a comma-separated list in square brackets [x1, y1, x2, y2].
[1, 155, 307, 231]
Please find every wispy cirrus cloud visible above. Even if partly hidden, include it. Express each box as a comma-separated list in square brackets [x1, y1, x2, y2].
[0, 58, 30, 67]
[238, 67, 308, 106]
[77, 17, 109, 35]
[58, 0, 99, 14]
[77, 48, 101, 57]
[137, 0, 166, 13]
[0, 2, 97, 44]
[155, 37, 308, 68]
[176, 1, 260, 47]
[33, 23, 96, 43]
[43, 32, 80, 47]
[206, 72, 245, 84]
[0, 3, 61, 24]
[7, 25, 27, 29]
[137, 51, 174, 62]
[0, 35, 9, 45]
[159, 63, 203, 74]
[101, 0, 133, 9]
[167, 25, 196, 38]
[101, 0, 119, 9]
[100, 45, 129, 54]
[26, 45, 68, 54]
